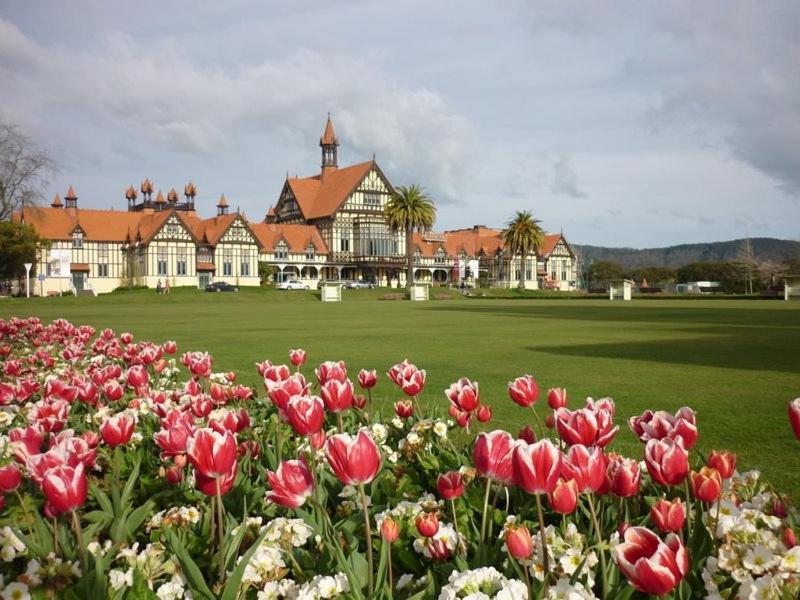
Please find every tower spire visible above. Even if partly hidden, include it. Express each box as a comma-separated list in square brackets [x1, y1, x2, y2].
[319, 113, 339, 176]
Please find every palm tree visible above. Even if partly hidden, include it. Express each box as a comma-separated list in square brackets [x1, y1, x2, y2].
[385, 185, 436, 287]
[503, 210, 544, 291]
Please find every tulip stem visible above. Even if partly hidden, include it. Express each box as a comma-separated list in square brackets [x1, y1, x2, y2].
[14, 490, 32, 537]
[450, 499, 462, 556]
[70, 511, 87, 574]
[276, 422, 283, 465]
[713, 499, 722, 543]
[337, 412, 344, 435]
[52, 517, 59, 555]
[479, 478, 492, 560]
[387, 542, 394, 592]
[684, 480, 693, 540]
[215, 479, 226, 583]
[534, 494, 550, 582]
[529, 406, 544, 440]
[520, 556, 533, 600]
[586, 493, 608, 596]
[358, 484, 374, 597]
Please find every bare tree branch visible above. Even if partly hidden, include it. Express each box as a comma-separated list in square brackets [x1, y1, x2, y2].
[0, 122, 58, 221]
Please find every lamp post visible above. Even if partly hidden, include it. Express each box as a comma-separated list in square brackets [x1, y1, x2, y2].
[24, 262, 32, 298]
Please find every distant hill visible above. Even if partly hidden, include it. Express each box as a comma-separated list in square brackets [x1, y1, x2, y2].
[574, 237, 800, 269]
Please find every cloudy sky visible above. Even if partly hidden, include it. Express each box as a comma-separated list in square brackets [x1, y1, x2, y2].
[1, 0, 798, 247]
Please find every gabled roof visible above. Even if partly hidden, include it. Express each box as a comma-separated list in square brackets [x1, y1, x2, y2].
[285, 160, 375, 220]
[413, 228, 572, 259]
[538, 233, 574, 258]
[195, 213, 261, 248]
[249, 222, 329, 254]
[15, 206, 142, 242]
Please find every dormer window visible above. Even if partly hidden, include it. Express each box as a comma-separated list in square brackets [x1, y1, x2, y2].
[435, 247, 447, 264]
[72, 230, 83, 248]
[275, 241, 288, 260]
[305, 244, 315, 260]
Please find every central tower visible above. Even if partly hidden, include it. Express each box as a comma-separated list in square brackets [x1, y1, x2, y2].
[320, 113, 339, 179]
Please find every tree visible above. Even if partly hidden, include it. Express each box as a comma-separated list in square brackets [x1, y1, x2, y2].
[0, 221, 45, 283]
[385, 185, 436, 287]
[588, 260, 625, 287]
[502, 211, 544, 290]
[0, 122, 57, 221]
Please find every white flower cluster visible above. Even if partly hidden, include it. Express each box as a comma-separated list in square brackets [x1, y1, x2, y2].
[293, 572, 350, 599]
[0, 527, 26, 562]
[545, 577, 598, 599]
[437, 566, 527, 599]
[239, 544, 286, 588]
[701, 470, 800, 599]
[528, 523, 598, 588]
[263, 518, 314, 549]
[0, 582, 30, 600]
[147, 506, 201, 532]
[112, 542, 179, 589]
[236, 517, 314, 591]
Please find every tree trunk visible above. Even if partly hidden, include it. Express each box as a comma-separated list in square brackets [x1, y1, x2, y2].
[406, 227, 414, 288]
[518, 252, 526, 291]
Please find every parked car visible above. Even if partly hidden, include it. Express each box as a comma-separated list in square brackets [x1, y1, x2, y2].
[277, 279, 310, 290]
[205, 282, 239, 292]
[344, 280, 376, 289]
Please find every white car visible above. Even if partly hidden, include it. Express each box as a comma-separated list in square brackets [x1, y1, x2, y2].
[276, 279, 310, 290]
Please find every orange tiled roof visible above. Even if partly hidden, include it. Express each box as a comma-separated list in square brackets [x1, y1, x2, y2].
[538, 233, 574, 257]
[16, 206, 142, 242]
[412, 228, 571, 259]
[286, 160, 374, 220]
[249, 222, 329, 254]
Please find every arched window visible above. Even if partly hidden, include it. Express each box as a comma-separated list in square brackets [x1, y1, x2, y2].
[275, 241, 288, 260]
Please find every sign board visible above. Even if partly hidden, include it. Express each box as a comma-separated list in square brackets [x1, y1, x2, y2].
[37, 273, 46, 282]
[48, 249, 71, 277]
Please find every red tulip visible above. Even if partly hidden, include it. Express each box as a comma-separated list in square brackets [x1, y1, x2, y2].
[476, 405, 492, 423]
[381, 517, 399, 543]
[629, 407, 697, 449]
[154, 426, 193, 458]
[100, 413, 136, 448]
[289, 348, 307, 367]
[512, 439, 562, 495]
[9, 426, 44, 462]
[286, 395, 325, 436]
[162, 341, 177, 355]
[772, 498, 789, 519]
[446, 378, 480, 413]
[320, 379, 354, 413]
[505, 523, 533, 559]
[238, 440, 261, 459]
[0, 464, 22, 493]
[560, 444, 606, 493]
[691, 467, 722, 503]
[472, 430, 515, 484]
[606, 455, 641, 498]
[309, 429, 327, 450]
[186, 428, 237, 478]
[783, 527, 797, 549]
[81, 431, 101, 449]
[507, 375, 539, 408]
[544, 414, 556, 429]
[547, 387, 567, 410]
[262, 364, 291, 386]
[103, 380, 125, 401]
[165, 465, 183, 485]
[266, 459, 314, 508]
[645, 438, 689, 486]
[789, 398, 800, 440]
[120, 332, 133, 344]
[437, 471, 465, 500]
[388, 360, 426, 397]
[394, 400, 414, 419]
[555, 405, 618, 448]
[125, 365, 149, 389]
[28, 399, 70, 433]
[455, 410, 471, 429]
[614, 526, 688, 596]
[195, 464, 237, 496]
[190, 396, 213, 418]
[518, 426, 536, 444]
[415, 512, 439, 537]
[650, 498, 686, 533]
[315, 361, 347, 385]
[42, 463, 88, 515]
[426, 537, 452, 560]
[548, 478, 579, 514]
[707, 450, 736, 480]
[357, 369, 377, 389]
[352, 395, 367, 410]
[324, 430, 382, 485]
[267, 374, 309, 413]
[181, 351, 213, 378]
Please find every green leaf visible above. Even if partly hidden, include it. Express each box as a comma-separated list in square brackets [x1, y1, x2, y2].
[219, 528, 270, 600]
[120, 455, 141, 510]
[125, 500, 155, 538]
[164, 530, 216, 600]
[90, 484, 113, 514]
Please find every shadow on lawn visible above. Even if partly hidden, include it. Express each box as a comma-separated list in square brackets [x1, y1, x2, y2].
[423, 303, 800, 373]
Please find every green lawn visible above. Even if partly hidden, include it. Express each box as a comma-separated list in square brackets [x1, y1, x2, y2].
[2, 288, 799, 497]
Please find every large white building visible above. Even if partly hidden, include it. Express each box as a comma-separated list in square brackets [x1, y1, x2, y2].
[14, 115, 577, 294]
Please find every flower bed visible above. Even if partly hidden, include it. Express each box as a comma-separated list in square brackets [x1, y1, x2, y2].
[0, 316, 798, 599]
